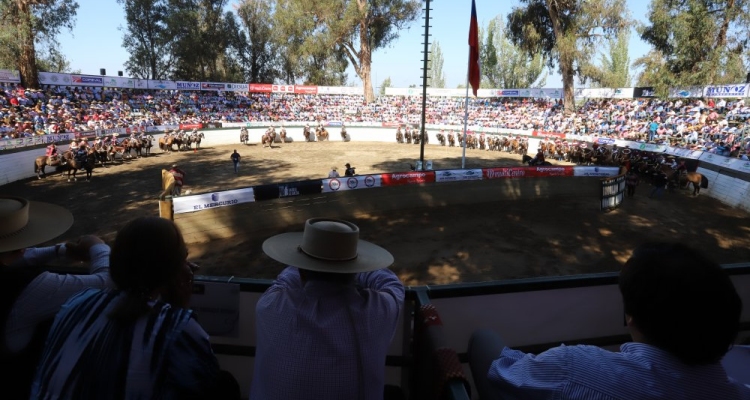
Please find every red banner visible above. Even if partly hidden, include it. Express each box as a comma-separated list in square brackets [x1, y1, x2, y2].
[271, 84, 295, 93]
[382, 122, 401, 128]
[294, 85, 318, 94]
[482, 166, 573, 179]
[381, 171, 436, 186]
[248, 83, 272, 93]
[532, 130, 566, 138]
[179, 123, 203, 130]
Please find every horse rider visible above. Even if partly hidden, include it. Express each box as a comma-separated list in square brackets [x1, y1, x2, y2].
[45, 143, 59, 165]
[168, 164, 185, 196]
[74, 144, 88, 164]
[530, 149, 545, 166]
[344, 163, 356, 177]
[669, 157, 679, 169]
[69, 140, 79, 153]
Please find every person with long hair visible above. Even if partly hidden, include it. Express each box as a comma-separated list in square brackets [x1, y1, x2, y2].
[30, 217, 236, 399]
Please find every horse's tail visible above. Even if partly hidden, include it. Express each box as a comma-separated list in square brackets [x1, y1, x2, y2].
[701, 175, 709, 189]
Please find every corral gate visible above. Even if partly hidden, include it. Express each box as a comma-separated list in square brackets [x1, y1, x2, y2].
[601, 173, 626, 211]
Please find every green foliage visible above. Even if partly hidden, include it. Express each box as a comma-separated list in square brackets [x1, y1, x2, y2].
[427, 41, 445, 88]
[118, 0, 173, 79]
[583, 29, 631, 88]
[480, 16, 546, 89]
[379, 76, 391, 95]
[230, 0, 280, 83]
[506, 0, 628, 107]
[636, 0, 750, 88]
[273, 0, 421, 102]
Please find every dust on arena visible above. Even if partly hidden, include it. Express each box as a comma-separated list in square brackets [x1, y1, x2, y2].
[6, 138, 750, 285]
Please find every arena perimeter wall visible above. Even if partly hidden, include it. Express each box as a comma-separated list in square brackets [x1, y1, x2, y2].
[174, 175, 603, 244]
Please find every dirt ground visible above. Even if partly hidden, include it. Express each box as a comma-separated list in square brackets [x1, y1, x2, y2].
[5, 139, 750, 285]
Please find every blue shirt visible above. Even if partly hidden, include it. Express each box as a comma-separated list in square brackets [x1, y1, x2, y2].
[250, 267, 405, 400]
[489, 342, 750, 400]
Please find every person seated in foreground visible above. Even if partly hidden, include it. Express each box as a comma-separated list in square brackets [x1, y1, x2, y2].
[345, 162, 356, 176]
[31, 217, 238, 399]
[250, 218, 405, 400]
[468, 242, 749, 400]
[0, 195, 111, 399]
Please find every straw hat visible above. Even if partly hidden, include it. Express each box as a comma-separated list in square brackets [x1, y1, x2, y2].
[262, 218, 394, 273]
[0, 196, 73, 253]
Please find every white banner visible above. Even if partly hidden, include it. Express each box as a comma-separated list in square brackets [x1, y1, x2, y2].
[668, 86, 704, 98]
[573, 167, 621, 177]
[703, 83, 749, 98]
[102, 76, 135, 88]
[574, 88, 616, 99]
[435, 169, 483, 182]
[612, 88, 635, 98]
[147, 79, 177, 90]
[224, 83, 249, 92]
[322, 175, 381, 193]
[177, 81, 201, 90]
[0, 133, 75, 150]
[133, 79, 148, 89]
[0, 69, 20, 83]
[39, 72, 73, 86]
[173, 188, 255, 214]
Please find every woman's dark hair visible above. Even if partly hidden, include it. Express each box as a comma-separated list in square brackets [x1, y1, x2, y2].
[619, 242, 741, 365]
[108, 217, 187, 323]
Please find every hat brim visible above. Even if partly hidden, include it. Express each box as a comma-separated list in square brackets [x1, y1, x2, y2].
[0, 201, 73, 253]
[262, 232, 394, 273]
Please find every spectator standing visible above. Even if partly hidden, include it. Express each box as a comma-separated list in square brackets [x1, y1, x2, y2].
[468, 242, 748, 400]
[230, 150, 241, 174]
[250, 218, 404, 400]
[0, 196, 111, 399]
[169, 164, 185, 196]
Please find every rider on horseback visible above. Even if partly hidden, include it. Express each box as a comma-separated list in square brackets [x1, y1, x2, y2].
[530, 149, 545, 166]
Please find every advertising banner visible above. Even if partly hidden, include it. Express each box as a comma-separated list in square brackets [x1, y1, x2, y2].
[0, 69, 20, 83]
[663, 146, 704, 160]
[71, 75, 103, 87]
[382, 122, 402, 128]
[278, 180, 323, 198]
[224, 83, 249, 92]
[527, 88, 563, 99]
[38, 72, 73, 86]
[201, 82, 225, 91]
[532, 130, 566, 138]
[173, 188, 255, 214]
[668, 86, 704, 98]
[322, 175, 382, 193]
[294, 85, 318, 94]
[633, 87, 656, 98]
[434, 169, 483, 182]
[133, 79, 148, 89]
[381, 171, 436, 186]
[612, 88, 635, 98]
[317, 86, 363, 95]
[572, 166, 620, 177]
[178, 123, 203, 130]
[248, 83, 273, 93]
[574, 87, 615, 98]
[102, 76, 135, 88]
[147, 79, 177, 90]
[177, 81, 201, 90]
[703, 83, 749, 98]
[483, 166, 574, 179]
[272, 84, 295, 93]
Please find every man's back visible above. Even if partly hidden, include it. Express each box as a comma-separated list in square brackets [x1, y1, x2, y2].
[250, 267, 404, 400]
[491, 343, 750, 400]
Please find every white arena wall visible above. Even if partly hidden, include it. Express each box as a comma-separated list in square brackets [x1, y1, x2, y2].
[0, 127, 543, 185]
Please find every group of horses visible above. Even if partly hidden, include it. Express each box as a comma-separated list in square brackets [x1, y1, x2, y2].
[428, 131, 530, 155]
[158, 131, 205, 153]
[396, 127, 429, 145]
[240, 126, 341, 146]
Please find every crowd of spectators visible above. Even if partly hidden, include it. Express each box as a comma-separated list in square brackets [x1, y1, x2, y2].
[1, 83, 748, 157]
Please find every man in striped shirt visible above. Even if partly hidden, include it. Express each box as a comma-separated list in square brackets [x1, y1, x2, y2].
[469, 242, 750, 400]
[168, 164, 185, 196]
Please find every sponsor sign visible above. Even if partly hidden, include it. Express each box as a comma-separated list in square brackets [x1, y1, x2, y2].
[435, 169, 483, 182]
[147, 79, 177, 90]
[501, 90, 519, 96]
[382, 122, 402, 128]
[574, 87, 616, 98]
[179, 123, 203, 130]
[483, 166, 574, 179]
[0, 69, 20, 83]
[38, 72, 72, 85]
[71, 75, 103, 86]
[663, 146, 703, 160]
[173, 188, 255, 214]
[201, 82, 225, 91]
[248, 83, 273, 93]
[381, 171, 435, 186]
[532, 130, 565, 138]
[134, 79, 148, 89]
[597, 137, 616, 145]
[573, 166, 620, 177]
[612, 88, 635, 98]
[223, 83, 248, 92]
[323, 175, 381, 193]
[177, 81, 201, 90]
[326, 121, 343, 127]
[633, 87, 656, 98]
[0, 133, 76, 150]
[278, 180, 323, 198]
[294, 85, 318, 94]
[272, 84, 295, 93]
[704, 83, 749, 98]
[103, 76, 135, 88]
[668, 86, 703, 98]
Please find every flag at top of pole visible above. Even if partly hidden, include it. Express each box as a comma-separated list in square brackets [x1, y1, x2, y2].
[468, 0, 481, 97]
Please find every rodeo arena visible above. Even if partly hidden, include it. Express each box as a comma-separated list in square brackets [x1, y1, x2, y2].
[3, 64, 750, 398]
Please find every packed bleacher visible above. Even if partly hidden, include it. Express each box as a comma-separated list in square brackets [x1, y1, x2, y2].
[1, 83, 749, 158]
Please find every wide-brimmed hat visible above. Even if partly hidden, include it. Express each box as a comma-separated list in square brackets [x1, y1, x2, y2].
[0, 196, 73, 253]
[262, 218, 394, 273]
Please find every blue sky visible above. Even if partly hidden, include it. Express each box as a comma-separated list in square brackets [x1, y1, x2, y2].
[57, 0, 652, 89]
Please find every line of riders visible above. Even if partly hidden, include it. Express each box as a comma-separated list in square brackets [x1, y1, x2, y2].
[240, 123, 351, 147]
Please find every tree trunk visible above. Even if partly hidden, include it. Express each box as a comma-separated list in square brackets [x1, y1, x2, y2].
[17, 1, 39, 89]
[359, 20, 374, 103]
[561, 56, 575, 111]
[545, 0, 573, 111]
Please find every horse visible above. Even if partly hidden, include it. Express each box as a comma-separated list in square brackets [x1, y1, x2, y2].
[436, 133, 445, 146]
[59, 150, 95, 182]
[159, 136, 174, 153]
[660, 165, 709, 196]
[316, 127, 329, 141]
[261, 131, 274, 147]
[447, 133, 455, 147]
[141, 135, 154, 156]
[92, 142, 110, 166]
[280, 128, 288, 143]
[522, 154, 552, 166]
[303, 127, 315, 142]
[340, 128, 350, 142]
[240, 129, 249, 145]
[396, 130, 404, 144]
[34, 154, 65, 179]
[404, 130, 412, 144]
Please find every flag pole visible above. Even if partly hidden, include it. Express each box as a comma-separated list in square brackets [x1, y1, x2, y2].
[461, 59, 470, 169]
